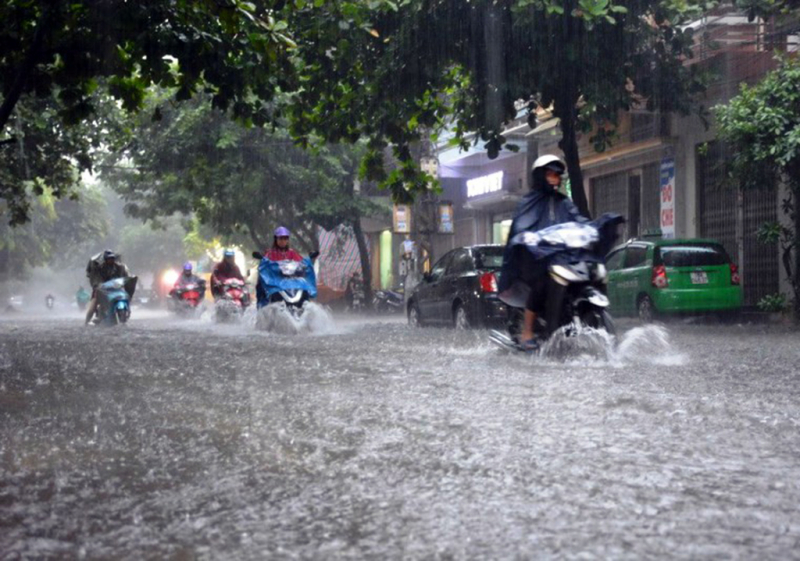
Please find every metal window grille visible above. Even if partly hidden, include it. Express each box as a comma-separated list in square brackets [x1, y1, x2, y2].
[696, 141, 778, 307]
[591, 171, 630, 239]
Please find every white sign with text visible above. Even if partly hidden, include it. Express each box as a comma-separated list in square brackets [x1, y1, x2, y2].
[467, 171, 504, 198]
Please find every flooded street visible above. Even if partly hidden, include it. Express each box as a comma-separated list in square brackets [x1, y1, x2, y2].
[1, 312, 799, 559]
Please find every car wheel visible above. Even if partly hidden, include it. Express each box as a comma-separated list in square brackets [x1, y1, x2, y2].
[454, 303, 470, 330]
[637, 295, 656, 323]
[408, 303, 422, 328]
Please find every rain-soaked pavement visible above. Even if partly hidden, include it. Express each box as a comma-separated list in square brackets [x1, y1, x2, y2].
[1, 307, 799, 559]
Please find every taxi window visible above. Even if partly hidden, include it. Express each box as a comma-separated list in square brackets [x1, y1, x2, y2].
[657, 244, 730, 267]
[606, 249, 625, 271]
[624, 246, 648, 268]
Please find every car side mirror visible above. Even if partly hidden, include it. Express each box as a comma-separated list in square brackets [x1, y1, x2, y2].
[252, 251, 263, 260]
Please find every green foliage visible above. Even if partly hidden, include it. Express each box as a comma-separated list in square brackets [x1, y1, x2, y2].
[103, 94, 385, 252]
[717, 56, 800, 318]
[284, 0, 711, 215]
[0, 0, 298, 223]
[716, 56, 800, 189]
[0, 94, 112, 225]
[757, 292, 789, 313]
[118, 218, 190, 275]
[0, 183, 110, 279]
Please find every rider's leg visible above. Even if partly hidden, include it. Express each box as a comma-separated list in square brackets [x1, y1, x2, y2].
[521, 309, 537, 342]
[84, 297, 97, 324]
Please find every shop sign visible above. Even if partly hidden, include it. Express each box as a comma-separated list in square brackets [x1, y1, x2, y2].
[438, 203, 454, 234]
[660, 158, 676, 239]
[467, 171, 503, 198]
[393, 204, 411, 233]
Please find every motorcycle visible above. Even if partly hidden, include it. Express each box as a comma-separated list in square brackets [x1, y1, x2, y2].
[253, 251, 318, 331]
[346, 277, 365, 312]
[490, 214, 623, 353]
[214, 278, 251, 322]
[169, 280, 206, 316]
[45, 294, 55, 310]
[373, 288, 404, 314]
[96, 276, 137, 326]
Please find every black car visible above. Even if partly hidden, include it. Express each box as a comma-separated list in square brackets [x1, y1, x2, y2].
[407, 245, 506, 328]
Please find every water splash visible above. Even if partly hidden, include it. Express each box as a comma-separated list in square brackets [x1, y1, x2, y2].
[612, 324, 686, 366]
[507, 323, 685, 367]
[254, 302, 335, 335]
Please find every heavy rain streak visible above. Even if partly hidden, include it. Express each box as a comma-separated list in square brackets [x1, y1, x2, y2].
[2, 0, 800, 559]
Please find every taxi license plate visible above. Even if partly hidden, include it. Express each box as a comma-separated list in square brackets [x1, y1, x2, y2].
[691, 272, 708, 284]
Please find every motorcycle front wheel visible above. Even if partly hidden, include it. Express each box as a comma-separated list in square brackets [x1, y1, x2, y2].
[579, 308, 615, 336]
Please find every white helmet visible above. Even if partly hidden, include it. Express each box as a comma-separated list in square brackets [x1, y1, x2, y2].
[532, 154, 566, 174]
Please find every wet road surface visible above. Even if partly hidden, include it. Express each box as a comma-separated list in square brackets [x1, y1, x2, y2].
[1, 310, 800, 559]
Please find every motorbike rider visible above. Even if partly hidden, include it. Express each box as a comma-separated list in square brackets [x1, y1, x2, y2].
[170, 262, 205, 298]
[264, 227, 308, 262]
[85, 250, 132, 324]
[498, 155, 588, 350]
[211, 249, 245, 299]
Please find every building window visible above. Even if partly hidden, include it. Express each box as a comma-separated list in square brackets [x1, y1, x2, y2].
[630, 113, 668, 143]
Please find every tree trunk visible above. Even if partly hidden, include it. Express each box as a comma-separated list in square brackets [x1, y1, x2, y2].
[793, 187, 800, 321]
[557, 106, 591, 219]
[352, 217, 374, 310]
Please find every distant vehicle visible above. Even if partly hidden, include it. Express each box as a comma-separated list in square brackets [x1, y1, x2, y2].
[169, 281, 206, 317]
[45, 294, 55, 309]
[133, 288, 159, 308]
[6, 295, 24, 312]
[606, 238, 743, 321]
[214, 278, 251, 322]
[406, 245, 507, 328]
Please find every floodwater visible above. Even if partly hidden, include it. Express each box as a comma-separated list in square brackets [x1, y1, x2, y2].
[1, 309, 799, 559]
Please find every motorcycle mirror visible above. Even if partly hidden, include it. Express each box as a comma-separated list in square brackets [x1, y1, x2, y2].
[252, 251, 263, 260]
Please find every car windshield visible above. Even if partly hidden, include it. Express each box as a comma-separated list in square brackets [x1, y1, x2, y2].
[475, 247, 505, 269]
[657, 244, 730, 267]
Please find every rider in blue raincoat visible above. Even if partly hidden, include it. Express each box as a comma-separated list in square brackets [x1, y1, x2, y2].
[498, 155, 588, 349]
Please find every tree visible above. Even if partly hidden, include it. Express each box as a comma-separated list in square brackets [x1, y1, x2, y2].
[716, 56, 800, 319]
[103, 95, 386, 303]
[0, 183, 109, 284]
[0, 0, 298, 222]
[285, 0, 711, 217]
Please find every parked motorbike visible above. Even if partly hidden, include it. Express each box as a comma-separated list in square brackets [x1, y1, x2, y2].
[214, 278, 251, 322]
[169, 280, 206, 316]
[96, 277, 137, 326]
[346, 277, 365, 312]
[490, 215, 623, 353]
[373, 288, 404, 314]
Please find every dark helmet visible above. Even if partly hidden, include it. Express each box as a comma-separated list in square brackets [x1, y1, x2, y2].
[103, 250, 117, 261]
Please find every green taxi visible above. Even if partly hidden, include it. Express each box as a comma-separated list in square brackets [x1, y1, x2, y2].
[605, 237, 743, 321]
